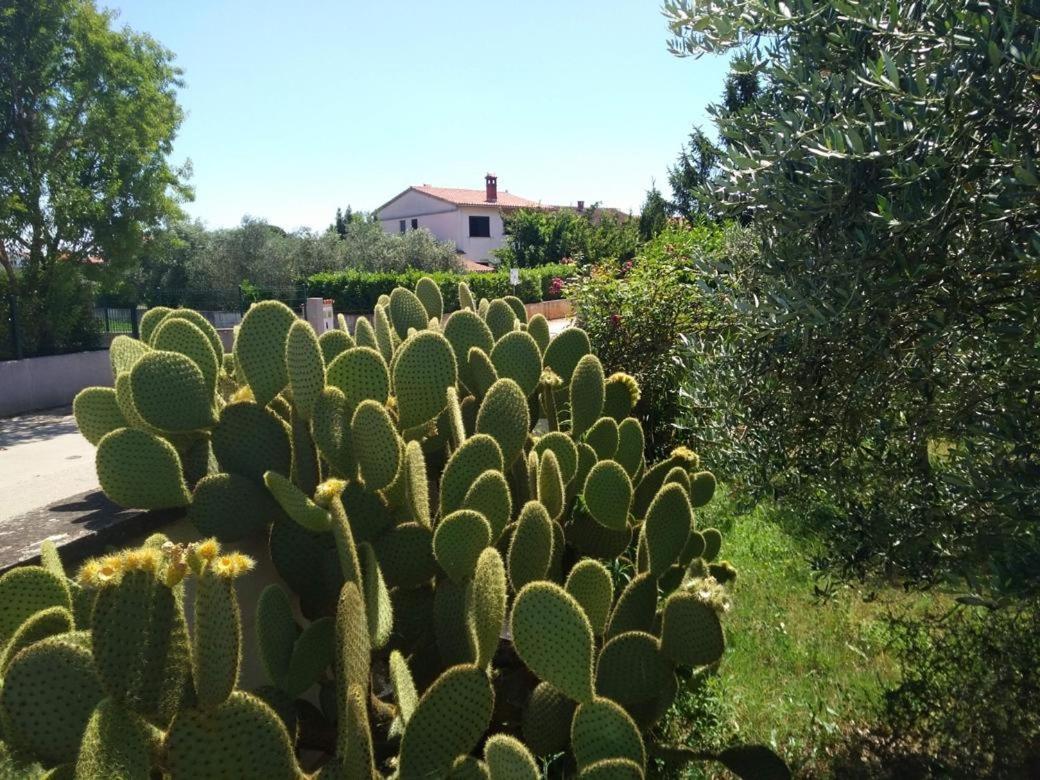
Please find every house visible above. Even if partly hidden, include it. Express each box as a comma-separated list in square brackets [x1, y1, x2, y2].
[374, 175, 542, 264]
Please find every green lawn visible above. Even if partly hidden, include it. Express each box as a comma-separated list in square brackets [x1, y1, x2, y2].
[657, 494, 950, 777]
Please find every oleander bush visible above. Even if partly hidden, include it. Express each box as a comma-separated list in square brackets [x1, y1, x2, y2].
[0, 279, 787, 778]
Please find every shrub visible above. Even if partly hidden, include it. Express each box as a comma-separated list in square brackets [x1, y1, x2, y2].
[17, 279, 789, 778]
[0, 268, 101, 360]
[495, 207, 641, 267]
[568, 222, 757, 456]
[308, 263, 573, 314]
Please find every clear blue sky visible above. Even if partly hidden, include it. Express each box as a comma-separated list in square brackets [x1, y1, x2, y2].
[108, 1, 730, 231]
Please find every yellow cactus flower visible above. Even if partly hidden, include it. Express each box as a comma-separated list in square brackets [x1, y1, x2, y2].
[195, 538, 220, 561]
[314, 478, 347, 508]
[230, 385, 255, 404]
[212, 553, 255, 578]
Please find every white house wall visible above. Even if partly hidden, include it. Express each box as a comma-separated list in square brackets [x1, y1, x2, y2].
[456, 206, 506, 262]
[376, 190, 510, 262]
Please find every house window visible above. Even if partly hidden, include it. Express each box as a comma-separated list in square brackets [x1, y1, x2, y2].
[399, 220, 406, 234]
[469, 216, 491, 238]
[411, 218, 418, 230]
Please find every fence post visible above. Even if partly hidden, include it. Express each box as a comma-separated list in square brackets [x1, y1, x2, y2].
[7, 289, 23, 360]
[130, 305, 139, 339]
[103, 307, 110, 333]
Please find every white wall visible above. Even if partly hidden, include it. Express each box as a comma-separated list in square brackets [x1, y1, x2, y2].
[376, 190, 508, 262]
[456, 206, 506, 262]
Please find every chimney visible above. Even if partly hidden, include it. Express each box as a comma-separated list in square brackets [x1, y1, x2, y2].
[577, 200, 585, 213]
[485, 173, 497, 203]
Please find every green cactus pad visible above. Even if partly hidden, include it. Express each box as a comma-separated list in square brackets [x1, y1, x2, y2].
[478, 298, 490, 317]
[192, 573, 240, 711]
[469, 547, 507, 670]
[394, 331, 458, 429]
[311, 386, 355, 477]
[678, 530, 706, 565]
[73, 387, 128, 445]
[490, 330, 542, 397]
[256, 584, 299, 690]
[444, 310, 495, 395]
[467, 347, 500, 399]
[476, 378, 530, 466]
[290, 410, 320, 495]
[444, 385, 467, 449]
[508, 502, 554, 592]
[689, 471, 717, 508]
[335, 582, 371, 713]
[358, 542, 393, 649]
[398, 664, 494, 780]
[458, 281, 477, 311]
[542, 327, 591, 384]
[326, 346, 390, 411]
[268, 515, 340, 618]
[577, 758, 645, 779]
[450, 756, 490, 779]
[440, 434, 504, 516]
[511, 582, 595, 704]
[604, 572, 657, 640]
[353, 315, 379, 352]
[342, 683, 378, 778]
[109, 335, 151, 377]
[462, 470, 512, 542]
[0, 635, 104, 767]
[571, 697, 646, 772]
[566, 498, 632, 559]
[484, 299, 518, 340]
[595, 631, 676, 727]
[564, 559, 614, 637]
[402, 440, 431, 528]
[662, 466, 692, 493]
[527, 313, 550, 354]
[644, 483, 694, 576]
[153, 316, 219, 394]
[263, 471, 331, 532]
[74, 696, 154, 780]
[190, 473, 281, 541]
[484, 733, 539, 779]
[373, 522, 437, 589]
[163, 309, 224, 362]
[0, 605, 73, 677]
[286, 616, 335, 698]
[569, 354, 605, 439]
[603, 373, 641, 422]
[113, 372, 150, 430]
[660, 593, 724, 667]
[585, 417, 620, 461]
[415, 276, 445, 320]
[533, 431, 579, 484]
[318, 328, 354, 365]
[701, 528, 722, 562]
[350, 400, 402, 491]
[434, 510, 492, 584]
[91, 570, 190, 724]
[285, 320, 325, 420]
[0, 566, 72, 650]
[503, 295, 528, 324]
[234, 300, 296, 407]
[96, 428, 191, 508]
[522, 681, 576, 757]
[538, 449, 566, 520]
[632, 450, 696, 519]
[211, 401, 292, 484]
[165, 691, 299, 779]
[435, 578, 475, 667]
[582, 460, 632, 531]
[139, 306, 172, 344]
[389, 287, 430, 340]
[389, 648, 420, 726]
[130, 350, 217, 432]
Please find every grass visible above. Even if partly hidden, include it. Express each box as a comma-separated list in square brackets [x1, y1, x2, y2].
[656, 493, 951, 777]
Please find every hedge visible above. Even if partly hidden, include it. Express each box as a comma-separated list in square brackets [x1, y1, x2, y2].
[307, 264, 574, 314]
[1, 269, 102, 361]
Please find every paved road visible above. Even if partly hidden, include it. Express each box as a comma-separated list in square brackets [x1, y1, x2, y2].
[0, 407, 98, 522]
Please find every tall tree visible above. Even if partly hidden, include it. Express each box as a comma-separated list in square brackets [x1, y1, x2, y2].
[667, 127, 720, 221]
[0, 0, 188, 350]
[638, 186, 669, 241]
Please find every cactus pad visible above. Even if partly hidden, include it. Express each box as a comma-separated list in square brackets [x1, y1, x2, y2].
[353, 316, 379, 352]
[389, 287, 430, 340]
[484, 733, 539, 779]
[469, 547, 507, 670]
[602, 373, 641, 422]
[484, 299, 518, 340]
[234, 300, 296, 407]
[690, 471, 717, 508]
[164, 691, 299, 779]
[434, 510, 492, 584]
[440, 434, 504, 516]
[256, 585, 299, 690]
[403, 440, 432, 528]
[577, 758, 645, 779]
[139, 306, 172, 344]
[571, 697, 646, 772]
[508, 502, 554, 592]
[537, 449, 566, 520]
[701, 528, 722, 562]
[211, 402, 292, 484]
[0, 566, 72, 650]
[0, 606, 74, 677]
[415, 276, 444, 320]
[130, 350, 216, 432]
[490, 330, 542, 397]
[163, 309, 224, 361]
[476, 379, 530, 465]
[326, 347, 390, 410]
[435, 579, 475, 667]
[190, 473, 280, 541]
[569, 354, 606, 439]
[644, 483, 694, 575]
[263, 471, 331, 533]
[604, 572, 657, 640]
[510, 582, 595, 704]
[351, 400, 402, 491]
[595, 631, 676, 727]
[96, 428, 191, 508]
[444, 310, 495, 394]
[319, 328, 354, 365]
[615, 419, 644, 479]
[462, 470, 512, 542]
[75, 696, 154, 780]
[286, 616, 335, 698]
[533, 431, 578, 484]
[527, 314, 550, 354]
[566, 499, 632, 560]
[73, 387, 127, 445]
[153, 317, 219, 394]
[585, 417, 620, 461]
[522, 682, 576, 757]
[543, 327, 591, 384]
[192, 573, 241, 710]
[659, 593, 725, 667]
[285, 320, 325, 420]
[394, 331, 458, 429]
[564, 559, 614, 637]
[398, 664, 494, 780]
[109, 335, 151, 377]
[582, 460, 632, 531]
[373, 522, 437, 589]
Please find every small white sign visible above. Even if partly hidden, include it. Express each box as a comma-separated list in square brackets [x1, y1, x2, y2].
[509, 268, 519, 286]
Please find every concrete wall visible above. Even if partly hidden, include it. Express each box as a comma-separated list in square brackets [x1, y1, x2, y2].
[0, 350, 111, 416]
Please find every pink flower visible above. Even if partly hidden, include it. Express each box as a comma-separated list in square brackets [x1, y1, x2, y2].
[610, 313, 621, 328]
[549, 277, 565, 297]
[621, 260, 633, 275]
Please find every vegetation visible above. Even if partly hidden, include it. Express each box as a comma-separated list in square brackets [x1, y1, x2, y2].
[495, 207, 641, 268]
[0, 280, 787, 778]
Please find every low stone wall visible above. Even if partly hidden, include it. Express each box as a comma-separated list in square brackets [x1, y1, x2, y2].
[0, 349, 111, 417]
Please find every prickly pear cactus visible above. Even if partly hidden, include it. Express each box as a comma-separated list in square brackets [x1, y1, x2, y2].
[35, 280, 788, 778]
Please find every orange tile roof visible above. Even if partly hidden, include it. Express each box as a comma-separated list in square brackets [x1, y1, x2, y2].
[412, 185, 541, 209]
[460, 258, 495, 272]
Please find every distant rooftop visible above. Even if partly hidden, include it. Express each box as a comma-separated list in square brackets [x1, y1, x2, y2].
[411, 185, 541, 209]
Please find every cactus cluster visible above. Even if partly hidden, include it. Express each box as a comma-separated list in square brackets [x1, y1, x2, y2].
[0, 279, 789, 777]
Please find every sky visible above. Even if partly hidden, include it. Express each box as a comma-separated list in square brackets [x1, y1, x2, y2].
[108, 1, 731, 232]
